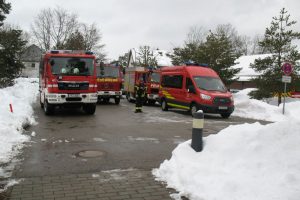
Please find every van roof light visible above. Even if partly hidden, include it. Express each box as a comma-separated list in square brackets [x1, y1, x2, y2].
[50, 50, 59, 54]
[85, 51, 94, 55]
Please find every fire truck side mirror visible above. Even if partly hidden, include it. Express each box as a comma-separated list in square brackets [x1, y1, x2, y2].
[49, 59, 55, 66]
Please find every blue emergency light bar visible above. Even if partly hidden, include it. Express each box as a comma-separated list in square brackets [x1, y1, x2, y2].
[49, 50, 94, 55]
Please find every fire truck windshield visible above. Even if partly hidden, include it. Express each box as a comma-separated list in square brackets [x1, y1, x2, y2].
[50, 57, 94, 76]
[193, 76, 227, 92]
[97, 66, 120, 78]
[150, 72, 160, 83]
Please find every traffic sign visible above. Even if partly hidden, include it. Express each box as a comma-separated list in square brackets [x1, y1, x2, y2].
[282, 75, 291, 83]
[282, 62, 292, 75]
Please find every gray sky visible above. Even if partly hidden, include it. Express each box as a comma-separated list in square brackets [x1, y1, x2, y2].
[5, 0, 300, 60]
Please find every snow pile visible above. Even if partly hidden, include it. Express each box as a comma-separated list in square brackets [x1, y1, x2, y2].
[154, 89, 300, 200]
[0, 78, 38, 176]
[153, 119, 300, 200]
[232, 88, 300, 122]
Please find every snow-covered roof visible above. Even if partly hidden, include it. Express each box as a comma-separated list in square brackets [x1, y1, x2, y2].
[232, 54, 272, 81]
[152, 50, 173, 67]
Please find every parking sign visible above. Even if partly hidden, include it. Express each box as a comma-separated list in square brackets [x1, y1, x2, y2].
[282, 62, 292, 75]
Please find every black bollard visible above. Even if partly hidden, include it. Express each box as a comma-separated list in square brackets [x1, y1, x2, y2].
[191, 110, 204, 152]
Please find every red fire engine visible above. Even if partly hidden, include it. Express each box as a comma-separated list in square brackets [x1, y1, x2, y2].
[124, 67, 160, 105]
[96, 63, 122, 104]
[39, 50, 98, 115]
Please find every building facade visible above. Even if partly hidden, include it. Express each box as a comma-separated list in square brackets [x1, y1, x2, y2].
[20, 44, 43, 78]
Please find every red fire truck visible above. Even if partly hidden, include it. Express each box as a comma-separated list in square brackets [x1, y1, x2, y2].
[39, 50, 98, 115]
[96, 63, 122, 104]
[124, 67, 160, 105]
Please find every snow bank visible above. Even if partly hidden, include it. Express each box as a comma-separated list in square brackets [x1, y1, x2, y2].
[154, 89, 300, 199]
[0, 78, 38, 176]
[153, 119, 300, 200]
[232, 88, 300, 122]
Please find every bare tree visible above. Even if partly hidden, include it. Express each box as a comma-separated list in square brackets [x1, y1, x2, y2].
[215, 23, 250, 55]
[185, 26, 207, 45]
[136, 45, 157, 67]
[31, 7, 78, 51]
[80, 23, 106, 60]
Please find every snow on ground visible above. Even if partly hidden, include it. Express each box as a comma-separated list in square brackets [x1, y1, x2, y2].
[232, 88, 300, 122]
[153, 89, 300, 200]
[0, 78, 38, 177]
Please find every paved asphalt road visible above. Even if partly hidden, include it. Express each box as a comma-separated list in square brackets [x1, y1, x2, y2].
[7, 99, 265, 200]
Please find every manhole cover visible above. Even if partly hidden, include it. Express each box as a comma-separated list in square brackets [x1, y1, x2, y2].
[75, 150, 105, 158]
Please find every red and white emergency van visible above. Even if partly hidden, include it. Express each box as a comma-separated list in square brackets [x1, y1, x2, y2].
[96, 63, 122, 104]
[159, 65, 234, 118]
[39, 50, 98, 115]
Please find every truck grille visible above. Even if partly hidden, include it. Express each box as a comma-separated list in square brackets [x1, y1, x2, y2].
[58, 82, 89, 90]
[150, 88, 159, 94]
[99, 83, 115, 90]
[213, 97, 231, 105]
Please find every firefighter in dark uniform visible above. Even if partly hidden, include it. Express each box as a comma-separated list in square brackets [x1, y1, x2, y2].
[135, 81, 146, 113]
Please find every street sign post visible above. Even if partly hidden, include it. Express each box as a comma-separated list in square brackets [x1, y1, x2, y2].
[282, 75, 292, 83]
[281, 62, 293, 115]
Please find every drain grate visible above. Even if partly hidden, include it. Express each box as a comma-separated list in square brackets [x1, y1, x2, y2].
[75, 150, 105, 158]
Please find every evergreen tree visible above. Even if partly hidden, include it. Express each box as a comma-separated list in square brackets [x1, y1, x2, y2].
[170, 25, 242, 85]
[0, 0, 11, 27]
[0, 26, 27, 87]
[200, 31, 241, 85]
[63, 30, 86, 50]
[250, 8, 300, 105]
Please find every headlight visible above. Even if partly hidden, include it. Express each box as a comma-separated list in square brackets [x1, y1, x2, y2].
[200, 94, 211, 100]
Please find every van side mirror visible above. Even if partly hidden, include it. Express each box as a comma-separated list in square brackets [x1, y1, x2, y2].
[188, 85, 196, 94]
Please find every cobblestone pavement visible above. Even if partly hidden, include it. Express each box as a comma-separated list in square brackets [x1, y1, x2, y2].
[9, 169, 178, 200]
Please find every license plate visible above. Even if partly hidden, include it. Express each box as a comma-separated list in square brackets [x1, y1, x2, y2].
[67, 84, 80, 88]
[68, 94, 80, 97]
[219, 106, 228, 110]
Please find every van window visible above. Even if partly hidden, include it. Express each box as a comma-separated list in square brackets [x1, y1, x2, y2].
[162, 75, 183, 89]
[193, 76, 227, 92]
[186, 78, 194, 89]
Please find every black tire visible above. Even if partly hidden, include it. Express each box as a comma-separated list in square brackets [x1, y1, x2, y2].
[115, 98, 120, 105]
[44, 100, 54, 115]
[40, 93, 44, 108]
[161, 99, 168, 111]
[83, 104, 96, 115]
[221, 113, 231, 119]
[190, 103, 198, 116]
[103, 98, 110, 103]
[126, 93, 134, 103]
[148, 100, 156, 106]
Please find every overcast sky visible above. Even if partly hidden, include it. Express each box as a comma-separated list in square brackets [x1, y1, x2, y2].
[5, 0, 300, 60]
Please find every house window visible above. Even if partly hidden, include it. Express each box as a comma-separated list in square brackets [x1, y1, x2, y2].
[31, 63, 35, 68]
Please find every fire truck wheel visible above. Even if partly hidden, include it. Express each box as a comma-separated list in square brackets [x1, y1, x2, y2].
[44, 100, 54, 115]
[103, 98, 110, 103]
[83, 104, 96, 115]
[115, 98, 120, 105]
[190, 103, 198, 116]
[161, 99, 168, 111]
[220, 113, 231, 119]
[148, 100, 156, 105]
[40, 93, 44, 108]
[126, 93, 134, 103]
